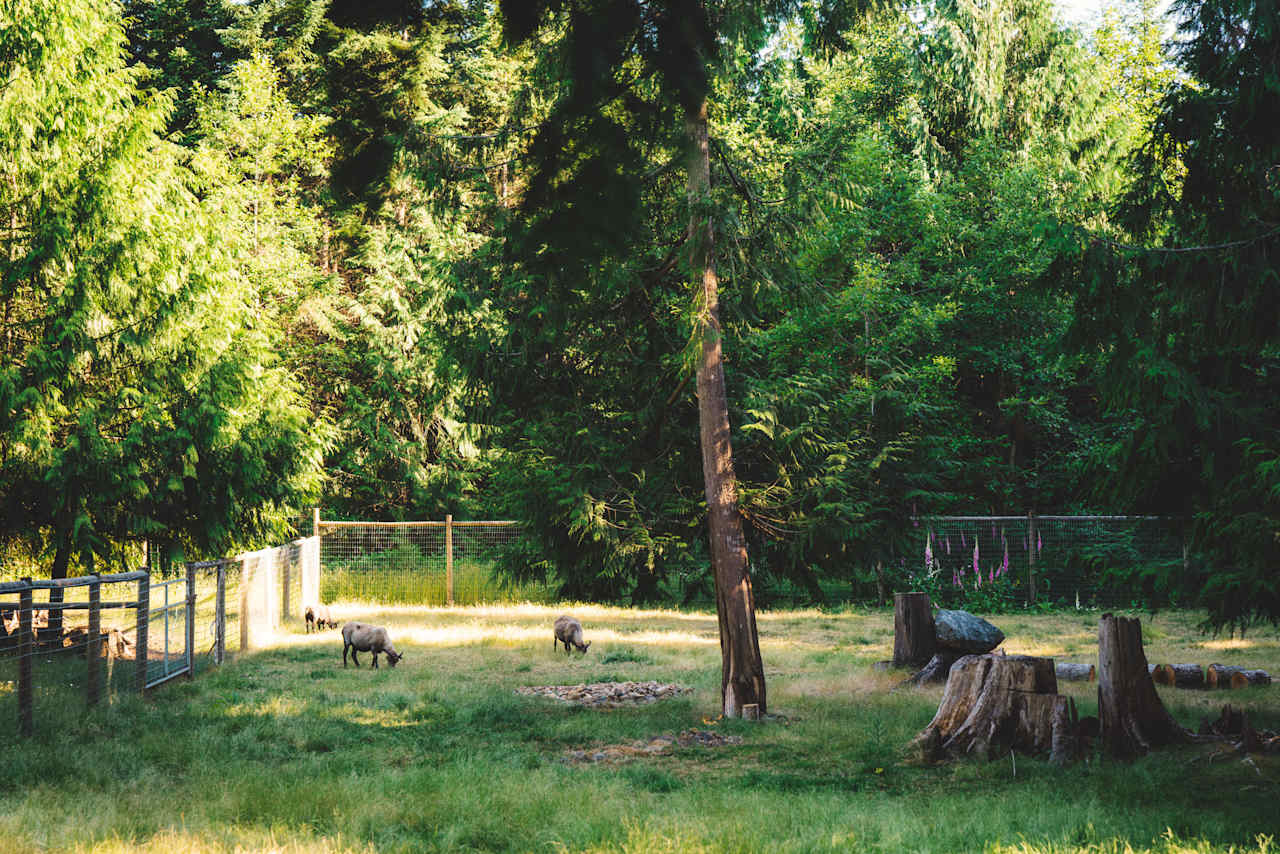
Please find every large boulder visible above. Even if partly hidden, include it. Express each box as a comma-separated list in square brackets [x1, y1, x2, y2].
[935, 609, 1004, 654]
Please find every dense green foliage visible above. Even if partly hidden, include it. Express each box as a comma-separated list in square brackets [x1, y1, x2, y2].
[2, 0, 1276, 624]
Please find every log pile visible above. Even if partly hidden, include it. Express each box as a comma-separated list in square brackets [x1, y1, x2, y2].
[1206, 664, 1272, 689]
[1151, 663, 1205, 689]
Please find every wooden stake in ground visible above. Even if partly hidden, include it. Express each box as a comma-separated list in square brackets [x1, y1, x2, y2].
[1097, 614, 1189, 759]
[912, 654, 1079, 765]
[892, 592, 935, 669]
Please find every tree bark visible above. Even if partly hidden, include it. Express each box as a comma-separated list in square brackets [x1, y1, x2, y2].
[1097, 614, 1189, 759]
[893, 592, 936, 668]
[686, 98, 765, 718]
[911, 654, 1080, 765]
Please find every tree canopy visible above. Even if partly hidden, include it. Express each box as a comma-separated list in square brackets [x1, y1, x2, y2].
[2, 0, 1276, 629]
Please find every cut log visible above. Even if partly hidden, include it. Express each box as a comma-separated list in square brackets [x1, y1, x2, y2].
[1206, 664, 1271, 689]
[1097, 614, 1189, 759]
[892, 592, 936, 669]
[1152, 663, 1205, 689]
[1055, 662, 1096, 682]
[911, 654, 1080, 765]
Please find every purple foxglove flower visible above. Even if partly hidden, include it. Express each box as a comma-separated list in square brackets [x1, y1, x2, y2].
[925, 535, 934, 569]
[1001, 544, 1009, 577]
[961, 532, 967, 547]
[989, 566, 994, 582]
[992, 523, 998, 540]
[973, 540, 980, 576]
[1037, 531, 1043, 553]
[945, 535, 951, 555]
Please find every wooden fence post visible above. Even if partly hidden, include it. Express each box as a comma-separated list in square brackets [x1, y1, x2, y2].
[186, 562, 196, 677]
[445, 514, 454, 607]
[136, 574, 150, 694]
[240, 555, 250, 652]
[1027, 511, 1038, 605]
[18, 584, 33, 736]
[282, 557, 291, 624]
[215, 562, 226, 665]
[87, 577, 101, 706]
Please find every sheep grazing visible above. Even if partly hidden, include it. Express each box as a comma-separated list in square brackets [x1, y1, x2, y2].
[305, 604, 335, 632]
[341, 621, 403, 669]
[553, 615, 590, 655]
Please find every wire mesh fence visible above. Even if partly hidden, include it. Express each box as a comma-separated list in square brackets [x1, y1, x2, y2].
[1, 573, 151, 736]
[316, 518, 546, 605]
[906, 515, 1194, 609]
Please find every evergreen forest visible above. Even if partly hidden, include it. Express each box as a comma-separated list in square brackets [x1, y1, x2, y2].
[1, 0, 1276, 628]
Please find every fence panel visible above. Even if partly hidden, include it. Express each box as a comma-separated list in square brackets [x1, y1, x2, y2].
[317, 520, 530, 605]
[1, 573, 148, 736]
[909, 515, 1191, 608]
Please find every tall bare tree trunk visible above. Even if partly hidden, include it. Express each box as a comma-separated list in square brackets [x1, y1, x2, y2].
[686, 99, 766, 717]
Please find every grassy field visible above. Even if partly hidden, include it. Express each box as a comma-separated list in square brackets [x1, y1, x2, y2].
[2, 604, 1278, 853]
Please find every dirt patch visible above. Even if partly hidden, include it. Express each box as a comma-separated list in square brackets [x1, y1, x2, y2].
[562, 728, 744, 765]
[516, 680, 687, 707]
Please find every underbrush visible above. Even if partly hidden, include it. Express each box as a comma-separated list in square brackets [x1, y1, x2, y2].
[1, 605, 1277, 853]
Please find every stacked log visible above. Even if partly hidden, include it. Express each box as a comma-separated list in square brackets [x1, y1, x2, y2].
[1206, 664, 1271, 689]
[1152, 663, 1205, 689]
[1055, 662, 1096, 682]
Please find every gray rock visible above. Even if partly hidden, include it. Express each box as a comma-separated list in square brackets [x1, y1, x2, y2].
[935, 609, 1004, 654]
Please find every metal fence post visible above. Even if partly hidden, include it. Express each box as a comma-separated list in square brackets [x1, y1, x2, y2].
[18, 584, 33, 736]
[1027, 511, 1038, 605]
[215, 562, 226, 665]
[186, 562, 196, 677]
[87, 577, 101, 706]
[136, 574, 150, 695]
[446, 514, 454, 607]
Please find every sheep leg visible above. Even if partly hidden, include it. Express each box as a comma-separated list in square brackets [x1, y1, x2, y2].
[372, 651, 379, 669]
[343, 642, 349, 667]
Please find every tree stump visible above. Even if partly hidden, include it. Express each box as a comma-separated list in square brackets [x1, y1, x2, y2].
[892, 592, 935, 669]
[1206, 664, 1271, 689]
[1097, 614, 1189, 759]
[1152, 663, 1205, 689]
[912, 654, 1080, 765]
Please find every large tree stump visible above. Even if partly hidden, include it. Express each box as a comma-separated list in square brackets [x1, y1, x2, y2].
[912, 654, 1080, 765]
[1097, 614, 1189, 759]
[1152, 663, 1205, 689]
[1206, 663, 1271, 689]
[892, 592, 936, 669]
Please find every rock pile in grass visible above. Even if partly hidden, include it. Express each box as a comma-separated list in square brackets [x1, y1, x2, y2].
[516, 680, 687, 707]
[562, 729, 743, 764]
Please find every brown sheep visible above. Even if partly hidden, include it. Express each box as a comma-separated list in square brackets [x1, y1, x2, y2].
[341, 622, 403, 669]
[553, 615, 590, 655]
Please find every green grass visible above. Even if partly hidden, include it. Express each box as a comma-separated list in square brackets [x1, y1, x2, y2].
[321, 557, 555, 606]
[2, 605, 1278, 853]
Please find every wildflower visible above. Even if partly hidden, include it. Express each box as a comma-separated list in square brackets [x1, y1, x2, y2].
[945, 535, 951, 555]
[1037, 531, 1043, 553]
[925, 533, 934, 571]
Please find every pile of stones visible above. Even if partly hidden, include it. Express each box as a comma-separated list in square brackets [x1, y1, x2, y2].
[562, 729, 743, 764]
[516, 680, 688, 707]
